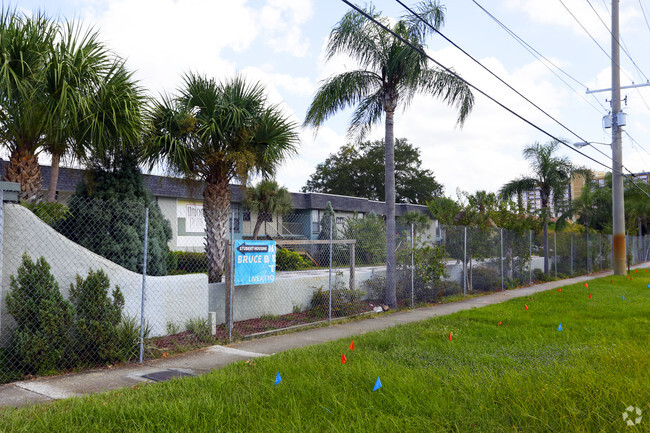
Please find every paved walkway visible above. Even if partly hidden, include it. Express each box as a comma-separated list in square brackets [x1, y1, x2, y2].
[0, 267, 642, 408]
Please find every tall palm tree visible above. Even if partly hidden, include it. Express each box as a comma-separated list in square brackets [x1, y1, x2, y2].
[499, 140, 575, 274]
[304, 1, 473, 307]
[0, 9, 57, 200]
[145, 74, 299, 283]
[244, 179, 293, 239]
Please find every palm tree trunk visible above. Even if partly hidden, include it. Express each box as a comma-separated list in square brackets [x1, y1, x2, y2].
[46, 153, 61, 202]
[543, 219, 549, 275]
[203, 178, 230, 283]
[384, 107, 397, 308]
[3, 147, 42, 202]
[252, 213, 265, 240]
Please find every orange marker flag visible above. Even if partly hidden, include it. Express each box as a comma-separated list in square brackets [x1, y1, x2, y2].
[448, 332, 452, 342]
[341, 353, 347, 364]
[497, 321, 502, 326]
[635, 270, 638, 273]
[558, 288, 562, 292]
[525, 303, 529, 310]
[588, 293, 591, 299]
[631, 277, 633, 281]
[349, 340, 355, 351]
[584, 283, 589, 288]
[610, 280, 613, 284]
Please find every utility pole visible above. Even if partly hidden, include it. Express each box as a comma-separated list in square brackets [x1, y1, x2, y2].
[611, 0, 626, 275]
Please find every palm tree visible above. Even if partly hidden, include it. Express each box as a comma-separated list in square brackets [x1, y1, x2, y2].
[399, 210, 430, 240]
[0, 9, 57, 200]
[244, 179, 293, 239]
[145, 74, 299, 283]
[304, 1, 473, 307]
[499, 140, 575, 274]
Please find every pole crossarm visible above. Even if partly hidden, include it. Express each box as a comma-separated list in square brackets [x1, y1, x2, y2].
[586, 81, 650, 94]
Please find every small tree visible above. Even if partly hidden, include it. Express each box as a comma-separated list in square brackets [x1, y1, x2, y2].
[342, 212, 386, 265]
[244, 179, 293, 239]
[58, 155, 172, 275]
[6, 254, 74, 374]
[70, 269, 124, 364]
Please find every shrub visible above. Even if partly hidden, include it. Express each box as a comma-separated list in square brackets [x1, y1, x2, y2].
[186, 317, 213, 343]
[168, 251, 208, 274]
[311, 274, 366, 317]
[115, 315, 151, 362]
[532, 268, 553, 283]
[5, 254, 74, 374]
[20, 201, 72, 226]
[436, 280, 462, 298]
[361, 273, 386, 301]
[276, 248, 311, 271]
[341, 212, 386, 265]
[57, 156, 172, 276]
[471, 267, 500, 292]
[397, 242, 446, 302]
[70, 269, 125, 364]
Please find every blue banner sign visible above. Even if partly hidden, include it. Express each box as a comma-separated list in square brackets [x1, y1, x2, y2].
[234, 240, 276, 286]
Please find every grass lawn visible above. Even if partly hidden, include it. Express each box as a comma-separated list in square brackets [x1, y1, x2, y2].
[1, 274, 649, 432]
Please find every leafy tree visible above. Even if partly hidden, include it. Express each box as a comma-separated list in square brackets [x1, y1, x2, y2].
[145, 74, 299, 283]
[244, 179, 293, 239]
[499, 140, 577, 275]
[341, 211, 386, 265]
[6, 254, 74, 374]
[303, 138, 443, 203]
[427, 196, 462, 225]
[304, 1, 473, 307]
[58, 155, 172, 276]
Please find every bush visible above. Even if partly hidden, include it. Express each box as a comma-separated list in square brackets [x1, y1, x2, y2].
[115, 315, 151, 362]
[5, 254, 74, 374]
[361, 273, 385, 301]
[436, 280, 462, 298]
[397, 242, 446, 302]
[532, 268, 553, 283]
[20, 201, 72, 226]
[341, 212, 386, 265]
[186, 317, 213, 344]
[70, 269, 125, 364]
[311, 274, 366, 317]
[168, 251, 208, 274]
[471, 267, 499, 292]
[57, 156, 172, 276]
[276, 248, 311, 271]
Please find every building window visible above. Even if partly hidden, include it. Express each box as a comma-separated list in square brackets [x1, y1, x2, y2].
[336, 216, 345, 225]
[312, 211, 320, 234]
[243, 209, 251, 222]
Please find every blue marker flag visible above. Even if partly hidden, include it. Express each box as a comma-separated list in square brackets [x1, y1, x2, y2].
[373, 377, 382, 392]
[558, 323, 563, 332]
[275, 371, 282, 385]
[623, 295, 625, 300]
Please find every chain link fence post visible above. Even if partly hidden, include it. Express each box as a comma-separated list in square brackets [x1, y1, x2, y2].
[500, 228, 504, 291]
[410, 223, 414, 307]
[139, 207, 149, 364]
[570, 233, 574, 276]
[554, 231, 557, 279]
[328, 215, 333, 324]
[463, 226, 467, 297]
[529, 229, 532, 285]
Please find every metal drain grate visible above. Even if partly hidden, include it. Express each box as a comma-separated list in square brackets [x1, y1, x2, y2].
[142, 370, 195, 382]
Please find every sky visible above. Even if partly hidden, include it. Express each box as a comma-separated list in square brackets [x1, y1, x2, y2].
[14, 0, 650, 200]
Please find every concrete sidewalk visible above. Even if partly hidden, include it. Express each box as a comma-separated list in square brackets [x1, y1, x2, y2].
[0, 267, 640, 408]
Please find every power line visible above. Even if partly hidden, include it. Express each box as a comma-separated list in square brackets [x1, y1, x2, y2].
[337, 0, 650, 199]
[398, 0, 645, 185]
[585, 0, 650, 82]
[339, 0, 650, 198]
[583, 0, 650, 112]
[639, 0, 650, 34]
[470, 0, 609, 115]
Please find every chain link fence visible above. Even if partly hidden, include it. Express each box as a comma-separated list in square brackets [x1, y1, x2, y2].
[0, 197, 646, 384]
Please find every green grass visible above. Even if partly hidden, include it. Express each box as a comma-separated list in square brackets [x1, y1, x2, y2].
[2, 274, 650, 432]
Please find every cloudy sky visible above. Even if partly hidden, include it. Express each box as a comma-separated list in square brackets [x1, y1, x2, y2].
[16, 0, 650, 199]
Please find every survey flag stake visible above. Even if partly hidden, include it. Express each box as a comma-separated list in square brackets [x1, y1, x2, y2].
[448, 332, 452, 341]
[349, 340, 355, 351]
[497, 321, 502, 326]
[558, 288, 561, 292]
[558, 323, 563, 332]
[275, 372, 282, 385]
[584, 283, 589, 288]
[373, 377, 382, 392]
[623, 295, 625, 300]
[588, 293, 591, 299]
[341, 353, 347, 364]
[525, 304, 529, 310]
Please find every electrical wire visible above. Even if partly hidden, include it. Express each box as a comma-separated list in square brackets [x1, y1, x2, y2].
[639, 0, 650, 34]
[470, 0, 609, 115]
[583, 0, 650, 112]
[397, 0, 647, 192]
[336, 0, 650, 198]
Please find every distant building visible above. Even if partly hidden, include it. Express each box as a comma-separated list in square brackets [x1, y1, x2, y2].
[518, 174, 584, 216]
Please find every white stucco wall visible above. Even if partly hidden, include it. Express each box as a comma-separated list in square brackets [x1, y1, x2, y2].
[0, 204, 208, 345]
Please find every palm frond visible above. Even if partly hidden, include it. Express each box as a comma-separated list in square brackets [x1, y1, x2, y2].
[304, 70, 381, 128]
[414, 67, 474, 126]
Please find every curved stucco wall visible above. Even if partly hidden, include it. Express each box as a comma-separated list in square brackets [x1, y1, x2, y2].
[1, 204, 208, 344]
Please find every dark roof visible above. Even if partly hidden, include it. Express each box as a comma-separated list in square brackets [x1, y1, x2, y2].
[1, 160, 429, 216]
